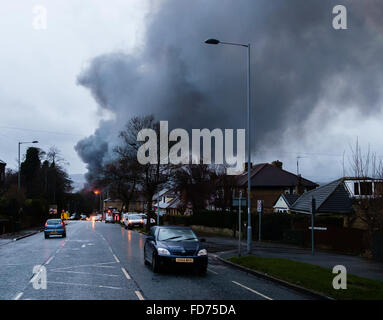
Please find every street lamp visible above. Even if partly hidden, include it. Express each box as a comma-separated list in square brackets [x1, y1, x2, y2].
[204, 38, 253, 254]
[18, 140, 39, 190]
[93, 189, 102, 215]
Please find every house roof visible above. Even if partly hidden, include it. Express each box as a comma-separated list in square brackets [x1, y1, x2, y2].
[283, 194, 301, 206]
[152, 188, 170, 201]
[290, 178, 353, 215]
[0, 159, 6, 165]
[236, 163, 318, 188]
[273, 193, 300, 209]
[167, 197, 181, 209]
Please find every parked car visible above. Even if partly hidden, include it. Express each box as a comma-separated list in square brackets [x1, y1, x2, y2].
[92, 214, 102, 222]
[44, 219, 66, 239]
[105, 213, 114, 223]
[139, 214, 156, 225]
[80, 214, 87, 220]
[121, 213, 128, 224]
[144, 226, 207, 275]
[124, 214, 144, 229]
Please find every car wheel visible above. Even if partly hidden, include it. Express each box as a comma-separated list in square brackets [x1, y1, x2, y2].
[124, 225, 127, 229]
[152, 252, 161, 273]
[144, 250, 150, 265]
[44, 234, 49, 239]
[62, 233, 66, 238]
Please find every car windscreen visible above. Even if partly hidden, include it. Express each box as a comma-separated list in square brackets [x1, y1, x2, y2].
[158, 228, 198, 242]
[46, 219, 62, 225]
[129, 215, 142, 220]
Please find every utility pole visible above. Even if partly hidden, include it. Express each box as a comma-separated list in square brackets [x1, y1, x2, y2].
[311, 197, 316, 255]
[204, 38, 253, 254]
[238, 190, 242, 257]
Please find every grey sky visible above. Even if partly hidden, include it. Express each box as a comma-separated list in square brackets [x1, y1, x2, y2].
[1, 1, 383, 183]
[0, 0, 151, 173]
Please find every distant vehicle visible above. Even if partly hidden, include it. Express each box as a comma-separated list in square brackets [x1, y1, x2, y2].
[92, 214, 102, 222]
[124, 214, 144, 229]
[105, 212, 114, 223]
[80, 214, 87, 220]
[144, 226, 207, 275]
[139, 214, 156, 225]
[44, 219, 66, 239]
[121, 213, 128, 224]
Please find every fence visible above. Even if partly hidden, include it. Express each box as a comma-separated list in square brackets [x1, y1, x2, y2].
[164, 210, 369, 254]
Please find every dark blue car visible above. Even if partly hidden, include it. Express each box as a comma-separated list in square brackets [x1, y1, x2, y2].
[144, 226, 208, 275]
[44, 219, 66, 239]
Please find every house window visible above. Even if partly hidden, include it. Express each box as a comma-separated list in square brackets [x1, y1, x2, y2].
[360, 182, 372, 195]
[375, 182, 383, 195]
[354, 182, 359, 195]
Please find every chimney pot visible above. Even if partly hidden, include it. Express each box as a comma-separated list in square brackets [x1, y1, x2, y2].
[271, 160, 283, 169]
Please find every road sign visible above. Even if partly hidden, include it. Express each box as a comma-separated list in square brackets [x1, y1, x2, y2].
[257, 200, 263, 213]
[233, 198, 247, 207]
[257, 200, 264, 242]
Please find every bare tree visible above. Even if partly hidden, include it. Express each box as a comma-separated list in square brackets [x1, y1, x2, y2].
[116, 115, 170, 231]
[349, 139, 383, 245]
[174, 163, 216, 212]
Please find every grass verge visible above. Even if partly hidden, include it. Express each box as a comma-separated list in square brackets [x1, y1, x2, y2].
[228, 256, 383, 300]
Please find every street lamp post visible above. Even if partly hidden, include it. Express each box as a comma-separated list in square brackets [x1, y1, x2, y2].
[204, 38, 253, 253]
[18, 140, 39, 190]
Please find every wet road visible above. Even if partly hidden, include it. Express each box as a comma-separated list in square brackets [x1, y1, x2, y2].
[0, 221, 313, 300]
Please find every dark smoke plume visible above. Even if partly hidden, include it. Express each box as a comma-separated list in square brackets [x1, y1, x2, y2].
[75, 0, 383, 182]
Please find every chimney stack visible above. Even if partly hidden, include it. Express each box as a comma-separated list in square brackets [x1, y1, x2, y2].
[244, 162, 253, 172]
[271, 160, 283, 169]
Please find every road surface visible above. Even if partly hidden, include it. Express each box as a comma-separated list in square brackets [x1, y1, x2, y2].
[0, 221, 313, 300]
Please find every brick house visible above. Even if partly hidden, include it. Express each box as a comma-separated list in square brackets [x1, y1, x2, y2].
[289, 177, 383, 230]
[235, 160, 318, 213]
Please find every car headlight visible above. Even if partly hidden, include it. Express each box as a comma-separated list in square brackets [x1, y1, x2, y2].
[197, 249, 207, 256]
[157, 248, 171, 255]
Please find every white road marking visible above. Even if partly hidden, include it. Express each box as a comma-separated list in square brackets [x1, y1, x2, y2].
[14, 292, 23, 300]
[47, 281, 122, 290]
[45, 256, 54, 265]
[50, 270, 119, 277]
[50, 261, 117, 271]
[207, 268, 218, 274]
[121, 267, 131, 280]
[113, 254, 120, 263]
[232, 281, 273, 300]
[81, 244, 86, 248]
[135, 291, 145, 300]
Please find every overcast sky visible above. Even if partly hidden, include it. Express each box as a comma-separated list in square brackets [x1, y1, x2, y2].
[1, 0, 383, 183]
[0, 0, 151, 173]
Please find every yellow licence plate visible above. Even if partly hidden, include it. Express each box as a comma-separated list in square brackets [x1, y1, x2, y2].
[176, 258, 194, 263]
[51, 231, 57, 233]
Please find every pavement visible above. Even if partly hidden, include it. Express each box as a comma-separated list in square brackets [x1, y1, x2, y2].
[0, 221, 314, 300]
[0, 227, 44, 246]
[203, 237, 383, 282]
